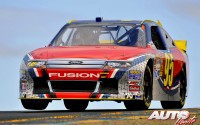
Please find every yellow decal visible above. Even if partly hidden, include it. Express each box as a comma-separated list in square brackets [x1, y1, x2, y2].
[130, 70, 141, 74]
[28, 62, 37, 67]
[68, 20, 76, 24]
[157, 20, 163, 27]
[163, 53, 174, 87]
[174, 40, 187, 52]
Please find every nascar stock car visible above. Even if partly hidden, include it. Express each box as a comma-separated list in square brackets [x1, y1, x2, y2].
[20, 18, 189, 111]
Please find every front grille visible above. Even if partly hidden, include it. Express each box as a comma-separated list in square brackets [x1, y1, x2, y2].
[50, 81, 97, 92]
[46, 59, 105, 69]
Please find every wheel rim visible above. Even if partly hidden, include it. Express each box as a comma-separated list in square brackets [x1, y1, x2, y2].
[144, 66, 152, 103]
[180, 73, 186, 103]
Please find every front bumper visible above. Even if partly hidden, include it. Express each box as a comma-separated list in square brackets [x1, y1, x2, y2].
[20, 58, 145, 100]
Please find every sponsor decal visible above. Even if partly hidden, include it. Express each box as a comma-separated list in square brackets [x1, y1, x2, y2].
[68, 61, 83, 65]
[125, 93, 134, 99]
[49, 73, 100, 78]
[129, 70, 141, 74]
[128, 70, 142, 80]
[129, 85, 140, 92]
[129, 81, 137, 85]
[135, 95, 142, 99]
[21, 81, 27, 90]
[21, 74, 27, 80]
[148, 110, 197, 125]
[135, 92, 142, 99]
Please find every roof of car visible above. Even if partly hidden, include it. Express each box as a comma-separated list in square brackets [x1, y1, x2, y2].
[68, 20, 142, 24]
[67, 19, 160, 27]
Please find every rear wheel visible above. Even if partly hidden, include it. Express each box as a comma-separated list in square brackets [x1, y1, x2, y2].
[64, 100, 89, 111]
[21, 99, 49, 110]
[124, 65, 153, 110]
[161, 68, 186, 109]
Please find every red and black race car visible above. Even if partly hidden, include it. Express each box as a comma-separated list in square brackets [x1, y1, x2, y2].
[20, 18, 189, 111]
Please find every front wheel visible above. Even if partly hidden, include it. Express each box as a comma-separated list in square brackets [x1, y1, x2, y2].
[21, 99, 49, 110]
[161, 68, 187, 109]
[124, 65, 153, 110]
[64, 100, 89, 111]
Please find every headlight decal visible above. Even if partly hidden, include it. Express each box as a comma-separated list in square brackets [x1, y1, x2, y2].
[104, 61, 132, 69]
[22, 54, 42, 78]
[27, 61, 46, 68]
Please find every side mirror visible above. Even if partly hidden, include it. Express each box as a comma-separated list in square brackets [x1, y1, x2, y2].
[174, 40, 187, 52]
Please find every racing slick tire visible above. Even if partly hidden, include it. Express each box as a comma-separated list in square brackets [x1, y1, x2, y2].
[124, 65, 153, 110]
[161, 68, 187, 109]
[64, 100, 89, 111]
[21, 99, 49, 110]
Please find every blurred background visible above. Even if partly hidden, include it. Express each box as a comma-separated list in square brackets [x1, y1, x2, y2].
[0, 0, 200, 110]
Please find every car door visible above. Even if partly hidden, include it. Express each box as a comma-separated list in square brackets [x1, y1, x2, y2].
[159, 27, 185, 97]
[150, 26, 178, 100]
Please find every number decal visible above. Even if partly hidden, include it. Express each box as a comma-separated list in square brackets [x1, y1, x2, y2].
[163, 53, 174, 87]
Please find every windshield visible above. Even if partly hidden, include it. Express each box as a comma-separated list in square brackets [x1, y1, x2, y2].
[51, 24, 146, 47]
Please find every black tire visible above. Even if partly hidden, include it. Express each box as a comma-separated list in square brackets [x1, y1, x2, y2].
[124, 65, 153, 110]
[161, 68, 187, 109]
[64, 100, 89, 111]
[21, 99, 49, 110]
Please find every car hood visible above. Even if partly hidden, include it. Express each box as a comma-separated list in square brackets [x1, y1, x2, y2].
[30, 46, 150, 60]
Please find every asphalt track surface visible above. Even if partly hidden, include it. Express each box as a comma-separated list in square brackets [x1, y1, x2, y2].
[0, 108, 199, 125]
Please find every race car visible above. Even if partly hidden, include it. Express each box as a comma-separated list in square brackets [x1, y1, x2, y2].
[20, 18, 189, 111]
